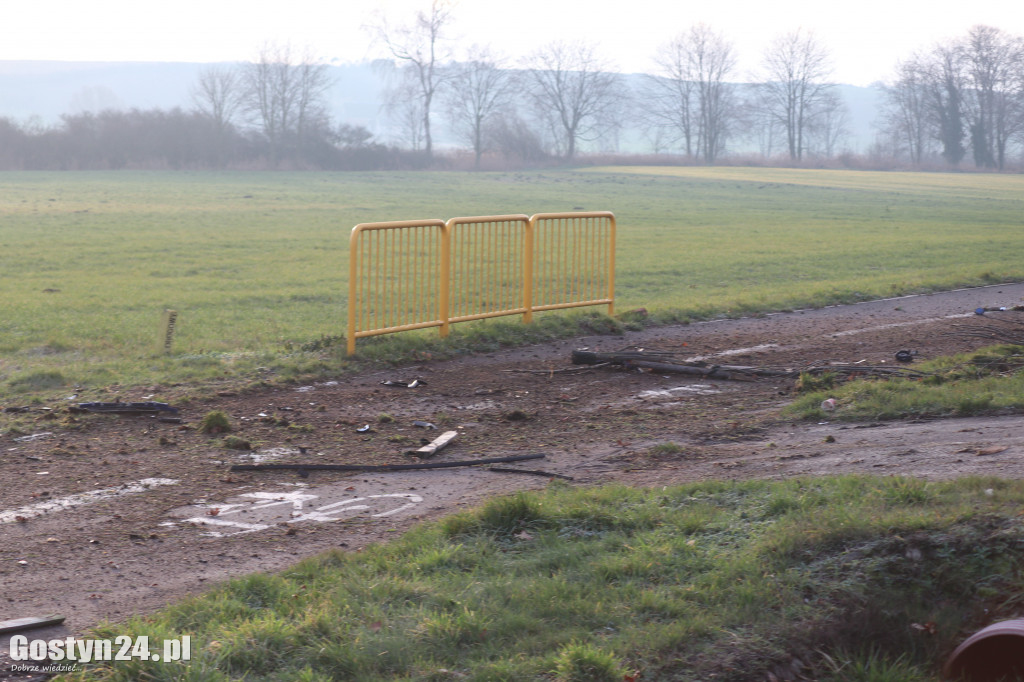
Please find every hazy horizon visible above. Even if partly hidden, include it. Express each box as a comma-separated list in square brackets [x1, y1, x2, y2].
[4, 0, 1022, 88]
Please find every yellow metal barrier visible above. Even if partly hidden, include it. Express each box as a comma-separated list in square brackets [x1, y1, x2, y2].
[347, 211, 615, 354]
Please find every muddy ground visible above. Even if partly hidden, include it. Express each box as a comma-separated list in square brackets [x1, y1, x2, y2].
[2, 283, 1024, 679]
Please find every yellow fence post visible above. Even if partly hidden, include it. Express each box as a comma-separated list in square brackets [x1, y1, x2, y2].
[347, 228, 361, 356]
[523, 217, 534, 324]
[606, 213, 616, 317]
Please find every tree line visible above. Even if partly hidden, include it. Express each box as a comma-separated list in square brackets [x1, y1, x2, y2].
[0, 6, 1021, 171]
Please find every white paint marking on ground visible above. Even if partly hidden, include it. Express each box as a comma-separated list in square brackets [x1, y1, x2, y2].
[684, 313, 975, 363]
[829, 313, 974, 337]
[638, 385, 721, 399]
[170, 491, 425, 537]
[13, 432, 54, 443]
[686, 344, 779, 362]
[0, 478, 179, 524]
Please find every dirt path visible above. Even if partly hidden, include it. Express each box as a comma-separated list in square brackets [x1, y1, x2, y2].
[3, 283, 1024, 676]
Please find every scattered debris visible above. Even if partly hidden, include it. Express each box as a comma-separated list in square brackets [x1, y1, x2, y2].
[356, 424, 374, 433]
[71, 401, 178, 415]
[572, 349, 754, 381]
[407, 430, 458, 458]
[894, 349, 917, 363]
[412, 420, 437, 430]
[948, 313, 1024, 345]
[381, 379, 425, 388]
[13, 432, 54, 443]
[0, 614, 65, 635]
[230, 453, 544, 473]
[821, 398, 837, 411]
[3, 406, 40, 414]
[571, 348, 931, 382]
[974, 305, 1024, 314]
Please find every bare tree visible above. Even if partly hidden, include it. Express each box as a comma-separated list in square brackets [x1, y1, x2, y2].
[759, 29, 835, 161]
[385, 77, 427, 152]
[961, 25, 1024, 169]
[442, 46, 516, 168]
[191, 65, 244, 132]
[879, 58, 933, 164]
[808, 90, 850, 158]
[241, 42, 334, 165]
[374, 0, 455, 161]
[920, 42, 968, 165]
[645, 36, 697, 156]
[485, 113, 548, 164]
[190, 65, 245, 167]
[645, 24, 738, 162]
[523, 41, 625, 160]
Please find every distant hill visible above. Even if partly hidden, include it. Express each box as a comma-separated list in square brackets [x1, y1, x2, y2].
[0, 60, 882, 153]
[0, 60, 386, 132]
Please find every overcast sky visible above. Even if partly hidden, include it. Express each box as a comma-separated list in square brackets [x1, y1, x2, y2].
[3, 0, 1022, 86]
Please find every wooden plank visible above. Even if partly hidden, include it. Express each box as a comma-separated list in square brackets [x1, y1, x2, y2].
[0, 614, 65, 635]
[407, 430, 459, 458]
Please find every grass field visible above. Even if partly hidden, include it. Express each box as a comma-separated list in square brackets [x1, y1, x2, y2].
[69, 476, 1024, 681]
[1, 167, 1023, 399]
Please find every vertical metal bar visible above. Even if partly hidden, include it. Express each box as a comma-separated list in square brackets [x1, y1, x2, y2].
[405, 227, 412, 327]
[589, 215, 598, 296]
[607, 214, 615, 315]
[347, 227, 360, 355]
[440, 221, 451, 337]
[573, 217, 581, 303]
[523, 216, 534, 323]
[489, 220, 497, 311]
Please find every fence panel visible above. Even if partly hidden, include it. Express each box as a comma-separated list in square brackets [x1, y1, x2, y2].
[347, 211, 614, 354]
[347, 219, 447, 355]
[447, 214, 531, 323]
[529, 212, 615, 318]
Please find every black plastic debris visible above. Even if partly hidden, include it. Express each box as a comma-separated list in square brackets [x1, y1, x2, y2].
[71, 401, 178, 415]
[894, 349, 917, 363]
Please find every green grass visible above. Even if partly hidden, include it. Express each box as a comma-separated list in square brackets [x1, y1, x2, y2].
[786, 344, 1024, 421]
[66, 477, 1024, 681]
[2, 168, 1023, 402]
